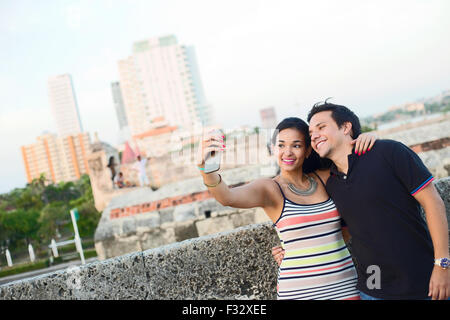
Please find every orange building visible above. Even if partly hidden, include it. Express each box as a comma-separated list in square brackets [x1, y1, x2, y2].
[21, 132, 92, 184]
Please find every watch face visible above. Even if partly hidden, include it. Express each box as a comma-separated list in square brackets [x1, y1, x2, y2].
[441, 258, 449, 268]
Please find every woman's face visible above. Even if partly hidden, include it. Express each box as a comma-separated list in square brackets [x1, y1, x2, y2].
[273, 128, 311, 173]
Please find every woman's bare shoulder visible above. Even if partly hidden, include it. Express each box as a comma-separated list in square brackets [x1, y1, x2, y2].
[313, 168, 331, 184]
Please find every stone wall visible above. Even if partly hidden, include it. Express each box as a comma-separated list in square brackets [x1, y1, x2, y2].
[0, 223, 280, 300]
[377, 116, 450, 178]
[94, 165, 276, 260]
[0, 177, 448, 300]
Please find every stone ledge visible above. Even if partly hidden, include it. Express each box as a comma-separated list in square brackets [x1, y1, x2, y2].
[0, 223, 279, 300]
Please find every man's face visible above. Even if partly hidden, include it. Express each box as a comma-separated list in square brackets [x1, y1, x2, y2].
[309, 111, 347, 159]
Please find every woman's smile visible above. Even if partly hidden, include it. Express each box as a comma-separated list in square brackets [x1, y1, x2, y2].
[281, 158, 296, 165]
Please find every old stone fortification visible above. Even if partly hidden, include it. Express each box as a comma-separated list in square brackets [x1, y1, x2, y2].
[88, 130, 272, 212]
[0, 177, 448, 300]
[377, 115, 450, 178]
[94, 165, 275, 260]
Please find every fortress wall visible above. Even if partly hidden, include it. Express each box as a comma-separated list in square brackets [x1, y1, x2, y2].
[1, 177, 448, 300]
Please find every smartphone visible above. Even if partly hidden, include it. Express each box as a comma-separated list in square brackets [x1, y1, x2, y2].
[204, 130, 223, 174]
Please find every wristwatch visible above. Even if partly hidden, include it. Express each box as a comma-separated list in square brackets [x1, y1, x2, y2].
[434, 257, 449, 269]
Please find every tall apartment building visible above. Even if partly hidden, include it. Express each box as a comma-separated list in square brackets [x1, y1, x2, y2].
[48, 74, 83, 137]
[111, 82, 129, 130]
[117, 35, 213, 138]
[21, 133, 91, 184]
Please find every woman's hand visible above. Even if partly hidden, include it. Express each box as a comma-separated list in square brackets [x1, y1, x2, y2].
[351, 131, 377, 156]
[196, 130, 225, 169]
[272, 246, 285, 267]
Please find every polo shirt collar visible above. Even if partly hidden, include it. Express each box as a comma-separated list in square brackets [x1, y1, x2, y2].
[330, 151, 358, 178]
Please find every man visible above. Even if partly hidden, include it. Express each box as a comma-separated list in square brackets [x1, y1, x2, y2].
[134, 155, 150, 187]
[273, 101, 449, 300]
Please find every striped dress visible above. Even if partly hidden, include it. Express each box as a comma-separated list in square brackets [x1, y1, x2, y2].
[273, 180, 360, 300]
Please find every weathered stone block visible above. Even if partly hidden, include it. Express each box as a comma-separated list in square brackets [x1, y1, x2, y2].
[195, 215, 235, 237]
[139, 227, 176, 251]
[174, 222, 199, 242]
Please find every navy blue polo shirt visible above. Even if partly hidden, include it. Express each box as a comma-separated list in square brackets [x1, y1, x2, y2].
[326, 139, 435, 300]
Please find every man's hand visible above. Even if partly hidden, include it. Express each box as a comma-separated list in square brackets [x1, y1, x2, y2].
[428, 266, 450, 300]
[272, 246, 285, 267]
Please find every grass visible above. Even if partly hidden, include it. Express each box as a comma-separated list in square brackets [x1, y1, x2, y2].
[0, 248, 98, 279]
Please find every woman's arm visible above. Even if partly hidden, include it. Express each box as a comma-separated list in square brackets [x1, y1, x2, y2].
[198, 130, 277, 212]
[201, 171, 275, 209]
[351, 131, 378, 155]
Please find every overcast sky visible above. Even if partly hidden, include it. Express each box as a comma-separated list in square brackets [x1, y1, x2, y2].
[1, 0, 450, 194]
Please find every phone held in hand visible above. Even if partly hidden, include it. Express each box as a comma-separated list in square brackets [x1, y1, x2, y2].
[204, 130, 222, 174]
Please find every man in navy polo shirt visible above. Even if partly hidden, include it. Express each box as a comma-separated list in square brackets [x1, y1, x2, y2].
[307, 102, 449, 300]
[273, 102, 449, 300]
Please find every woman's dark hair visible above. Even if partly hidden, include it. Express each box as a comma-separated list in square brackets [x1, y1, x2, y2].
[271, 117, 331, 173]
[307, 99, 361, 139]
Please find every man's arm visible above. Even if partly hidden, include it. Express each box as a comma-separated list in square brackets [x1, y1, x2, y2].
[414, 183, 449, 300]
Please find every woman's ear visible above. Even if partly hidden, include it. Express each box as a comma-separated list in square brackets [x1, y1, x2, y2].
[306, 146, 312, 159]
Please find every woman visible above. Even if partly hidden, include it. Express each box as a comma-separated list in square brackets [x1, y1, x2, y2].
[197, 117, 377, 300]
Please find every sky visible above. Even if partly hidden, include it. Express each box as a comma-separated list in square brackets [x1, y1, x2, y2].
[1, 0, 450, 194]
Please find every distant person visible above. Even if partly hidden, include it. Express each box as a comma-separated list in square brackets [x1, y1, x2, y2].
[272, 101, 449, 300]
[134, 155, 150, 187]
[106, 156, 117, 188]
[114, 172, 126, 188]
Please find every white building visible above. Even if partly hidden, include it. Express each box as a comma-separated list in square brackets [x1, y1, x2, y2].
[118, 35, 213, 138]
[48, 74, 83, 137]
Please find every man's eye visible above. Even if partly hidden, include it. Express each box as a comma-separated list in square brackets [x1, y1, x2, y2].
[278, 144, 284, 148]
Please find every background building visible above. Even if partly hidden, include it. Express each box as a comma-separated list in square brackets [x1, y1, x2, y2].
[21, 132, 92, 184]
[117, 35, 213, 138]
[260, 107, 277, 129]
[111, 81, 131, 144]
[48, 74, 83, 137]
[111, 82, 129, 130]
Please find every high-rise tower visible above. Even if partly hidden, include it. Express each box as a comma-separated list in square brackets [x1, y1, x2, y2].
[118, 35, 213, 137]
[48, 74, 83, 137]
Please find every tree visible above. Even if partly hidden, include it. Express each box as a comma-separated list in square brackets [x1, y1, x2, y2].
[38, 202, 70, 242]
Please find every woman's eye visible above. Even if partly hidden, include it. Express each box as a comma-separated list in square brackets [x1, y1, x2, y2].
[294, 145, 301, 148]
[278, 144, 284, 148]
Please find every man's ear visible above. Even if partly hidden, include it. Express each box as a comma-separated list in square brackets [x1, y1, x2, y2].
[342, 122, 353, 137]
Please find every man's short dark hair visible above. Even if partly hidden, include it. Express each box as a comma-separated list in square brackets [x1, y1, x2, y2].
[307, 99, 361, 139]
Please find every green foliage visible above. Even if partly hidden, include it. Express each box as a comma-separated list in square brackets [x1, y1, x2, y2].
[425, 101, 450, 114]
[37, 201, 70, 242]
[0, 174, 100, 251]
[0, 248, 97, 278]
[361, 125, 375, 133]
[0, 260, 48, 278]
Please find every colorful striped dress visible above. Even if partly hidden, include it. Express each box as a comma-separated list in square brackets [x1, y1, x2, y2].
[273, 180, 360, 300]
